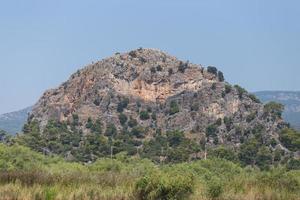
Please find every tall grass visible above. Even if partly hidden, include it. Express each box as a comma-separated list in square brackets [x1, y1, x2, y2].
[0, 145, 299, 200]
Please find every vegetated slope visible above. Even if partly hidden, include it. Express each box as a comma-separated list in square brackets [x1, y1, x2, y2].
[255, 91, 300, 130]
[21, 48, 297, 165]
[1, 144, 300, 200]
[0, 106, 32, 134]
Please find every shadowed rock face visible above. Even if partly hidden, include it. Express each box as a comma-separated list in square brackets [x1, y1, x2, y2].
[30, 48, 286, 148]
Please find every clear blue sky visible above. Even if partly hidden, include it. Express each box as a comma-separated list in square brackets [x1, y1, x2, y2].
[0, 0, 299, 114]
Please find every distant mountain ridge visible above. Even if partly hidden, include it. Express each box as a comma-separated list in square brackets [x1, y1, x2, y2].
[254, 91, 300, 130]
[0, 107, 32, 134]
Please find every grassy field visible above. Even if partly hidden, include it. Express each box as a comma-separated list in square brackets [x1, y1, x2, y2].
[0, 144, 299, 200]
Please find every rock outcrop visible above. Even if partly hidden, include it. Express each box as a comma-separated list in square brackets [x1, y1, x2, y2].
[29, 48, 286, 150]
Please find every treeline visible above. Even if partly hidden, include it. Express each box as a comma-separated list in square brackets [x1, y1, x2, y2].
[16, 117, 300, 171]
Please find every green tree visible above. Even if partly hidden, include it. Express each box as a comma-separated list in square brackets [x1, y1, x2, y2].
[218, 71, 224, 82]
[279, 128, 300, 151]
[264, 102, 284, 118]
[118, 113, 128, 125]
[128, 117, 138, 127]
[105, 123, 117, 137]
[207, 66, 218, 75]
[86, 117, 93, 129]
[139, 111, 150, 120]
[238, 139, 259, 166]
[256, 146, 272, 170]
[169, 100, 180, 115]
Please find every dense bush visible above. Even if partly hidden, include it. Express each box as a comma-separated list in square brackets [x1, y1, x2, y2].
[279, 128, 300, 151]
[224, 84, 232, 94]
[207, 66, 218, 75]
[178, 61, 188, 73]
[264, 101, 284, 118]
[0, 144, 299, 200]
[135, 168, 194, 200]
[234, 85, 247, 99]
[218, 71, 224, 82]
[209, 146, 237, 162]
[169, 100, 180, 115]
[248, 94, 261, 103]
[119, 113, 128, 125]
[139, 111, 150, 120]
[128, 117, 138, 127]
[105, 123, 117, 137]
[117, 98, 129, 112]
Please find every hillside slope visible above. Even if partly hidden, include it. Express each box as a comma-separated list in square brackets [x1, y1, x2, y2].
[0, 107, 32, 134]
[21, 48, 292, 163]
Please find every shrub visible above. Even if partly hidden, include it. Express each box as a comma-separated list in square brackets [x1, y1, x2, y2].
[218, 71, 224, 82]
[117, 98, 129, 113]
[211, 83, 217, 90]
[105, 123, 117, 137]
[225, 84, 232, 94]
[135, 169, 194, 200]
[178, 61, 188, 73]
[118, 113, 128, 125]
[223, 117, 233, 131]
[93, 98, 100, 106]
[215, 118, 222, 126]
[234, 85, 247, 99]
[207, 66, 218, 75]
[140, 111, 150, 120]
[279, 128, 300, 151]
[238, 139, 259, 166]
[190, 102, 199, 111]
[206, 124, 217, 137]
[128, 117, 138, 127]
[129, 50, 137, 58]
[91, 119, 102, 134]
[256, 147, 272, 170]
[246, 112, 256, 122]
[72, 114, 79, 126]
[264, 102, 284, 118]
[169, 101, 179, 115]
[151, 112, 157, 120]
[150, 67, 156, 73]
[248, 94, 261, 103]
[156, 65, 162, 71]
[131, 126, 145, 138]
[210, 146, 237, 162]
[206, 178, 223, 199]
[86, 117, 93, 129]
[287, 159, 300, 170]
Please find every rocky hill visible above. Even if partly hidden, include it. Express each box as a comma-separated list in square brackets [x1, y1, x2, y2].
[255, 91, 300, 130]
[22, 48, 295, 163]
[0, 107, 32, 134]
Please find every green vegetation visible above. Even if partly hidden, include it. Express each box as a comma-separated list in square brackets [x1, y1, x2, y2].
[234, 85, 247, 99]
[178, 61, 188, 73]
[279, 128, 300, 151]
[119, 113, 128, 125]
[0, 144, 299, 200]
[248, 93, 261, 103]
[207, 66, 218, 75]
[218, 71, 224, 82]
[224, 84, 232, 94]
[169, 100, 180, 115]
[264, 101, 284, 118]
[117, 98, 130, 113]
[140, 111, 150, 120]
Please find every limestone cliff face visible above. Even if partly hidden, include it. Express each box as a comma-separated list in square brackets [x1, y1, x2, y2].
[30, 48, 286, 148]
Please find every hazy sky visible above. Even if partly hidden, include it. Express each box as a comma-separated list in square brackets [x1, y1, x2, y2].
[0, 0, 299, 114]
